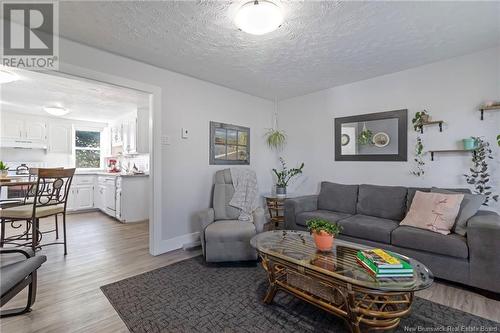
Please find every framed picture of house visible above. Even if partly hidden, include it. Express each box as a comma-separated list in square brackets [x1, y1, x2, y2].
[209, 121, 250, 165]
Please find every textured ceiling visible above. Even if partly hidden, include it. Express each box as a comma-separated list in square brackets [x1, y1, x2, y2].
[57, 1, 500, 100]
[1, 67, 149, 122]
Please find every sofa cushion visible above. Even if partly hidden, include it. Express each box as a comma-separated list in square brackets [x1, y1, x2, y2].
[357, 184, 407, 221]
[337, 214, 399, 244]
[392, 226, 468, 259]
[318, 182, 358, 214]
[213, 184, 240, 220]
[406, 187, 471, 213]
[431, 187, 485, 236]
[204, 220, 256, 242]
[296, 210, 352, 227]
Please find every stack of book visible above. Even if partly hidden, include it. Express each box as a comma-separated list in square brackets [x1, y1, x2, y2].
[356, 249, 413, 278]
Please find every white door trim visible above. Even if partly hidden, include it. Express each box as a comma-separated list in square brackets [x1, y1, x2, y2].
[53, 62, 164, 255]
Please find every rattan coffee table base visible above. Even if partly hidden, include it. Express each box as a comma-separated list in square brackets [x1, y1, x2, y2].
[260, 254, 413, 333]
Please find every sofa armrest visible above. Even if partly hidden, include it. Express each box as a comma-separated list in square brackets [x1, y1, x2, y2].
[284, 195, 318, 230]
[252, 207, 266, 234]
[197, 208, 215, 230]
[467, 210, 500, 293]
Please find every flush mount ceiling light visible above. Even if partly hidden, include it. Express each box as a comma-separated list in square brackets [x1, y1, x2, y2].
[234, 0, 284, 35]
[44, 106, 69, 116]
[0, 70, 18, 84]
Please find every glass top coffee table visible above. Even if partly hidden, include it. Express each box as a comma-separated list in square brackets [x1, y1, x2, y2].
[250, 230, 433, 332]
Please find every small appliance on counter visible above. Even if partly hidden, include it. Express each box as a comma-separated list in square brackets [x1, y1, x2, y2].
[106, 158, 121, 173]
[16, 164, 29, 175]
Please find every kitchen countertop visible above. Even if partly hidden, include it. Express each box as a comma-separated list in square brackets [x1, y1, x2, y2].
[74, 170, 149, 177]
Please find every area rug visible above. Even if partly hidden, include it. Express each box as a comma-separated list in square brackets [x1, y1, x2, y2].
[101, 256, 499, 333]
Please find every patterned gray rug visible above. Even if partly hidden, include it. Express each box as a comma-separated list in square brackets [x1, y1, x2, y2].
[101, 256, 499, 333]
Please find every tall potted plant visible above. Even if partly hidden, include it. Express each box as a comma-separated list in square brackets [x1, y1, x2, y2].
[272, 157, 304, 196]
[306, 218, 342, 251]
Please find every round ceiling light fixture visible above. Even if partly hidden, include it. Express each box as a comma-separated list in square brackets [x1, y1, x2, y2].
[0, 69, 18, 84]
[234, 0, 284, 35]
[44, 106, 69, 116]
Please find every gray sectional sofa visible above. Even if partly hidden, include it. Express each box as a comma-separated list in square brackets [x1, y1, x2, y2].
[284, 182, 500, 294]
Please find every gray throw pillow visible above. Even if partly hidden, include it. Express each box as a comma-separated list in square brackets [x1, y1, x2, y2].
[430, 187, 485, 236]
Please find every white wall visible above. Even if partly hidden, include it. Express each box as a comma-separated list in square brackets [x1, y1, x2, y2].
[278, 47, 500, 212]
[57, 38, 276, 245]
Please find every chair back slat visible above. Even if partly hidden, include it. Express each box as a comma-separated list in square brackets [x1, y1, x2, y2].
[31, 168, 76, 211]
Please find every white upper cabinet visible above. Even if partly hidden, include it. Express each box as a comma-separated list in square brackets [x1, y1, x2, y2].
[136, 107, 149, 154]
[24, 119, 47, 142]
[0, 113, 47, 146]
[48, 122, 72, 153]
[1, 114, 24, 139]
[110, 109, 148, 155]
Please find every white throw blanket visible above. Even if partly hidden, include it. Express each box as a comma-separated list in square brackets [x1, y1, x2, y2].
[229, 168, 259, 222]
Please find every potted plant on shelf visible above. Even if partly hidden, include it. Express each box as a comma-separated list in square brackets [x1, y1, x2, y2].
[272, 157, 304, 196]
[497, 134, 499, 147]
[306, 218, 342, 252]
[0, 161, 9, 178]
[412, 110, 429, 132]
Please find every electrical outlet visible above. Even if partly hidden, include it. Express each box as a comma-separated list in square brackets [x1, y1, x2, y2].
[181, 128, 189, 139]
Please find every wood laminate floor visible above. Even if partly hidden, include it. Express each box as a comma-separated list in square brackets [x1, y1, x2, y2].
[0, 212, 498, 333]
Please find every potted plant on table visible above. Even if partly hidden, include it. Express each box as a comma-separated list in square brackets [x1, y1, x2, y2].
[0, 161, 9, 178]
[306, 218, 342, 252]
[272, 157, 304, 196]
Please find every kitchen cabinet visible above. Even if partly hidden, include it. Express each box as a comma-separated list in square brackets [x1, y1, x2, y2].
[1, 114, 24, 139]
[67, 185, 94, 211]
[24, 119, 47, 142]
[136, 107, 149, 153]
[48, 122, 72, 153]
[115, 176, 149, 223]
[95, 184, 106, 211]
[67, 176, 95, 212]
[0, 113, 47, 147]
[109, 109, 149, 155]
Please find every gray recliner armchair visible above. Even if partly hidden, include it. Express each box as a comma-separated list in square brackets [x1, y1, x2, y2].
[197, 169, 266, 262]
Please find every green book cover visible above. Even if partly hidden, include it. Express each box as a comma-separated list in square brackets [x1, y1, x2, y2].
[357, 251, 413, 274]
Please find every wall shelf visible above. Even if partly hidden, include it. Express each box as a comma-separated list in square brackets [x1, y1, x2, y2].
[428, 149, 474, 161]
[420, 120, 444, 133]
[479, 105, 500, 120]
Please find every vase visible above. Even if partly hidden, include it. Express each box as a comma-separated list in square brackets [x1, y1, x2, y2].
[421, 114, 430, 123]
[312, 231, 334, 252]
[276, 186, 286, 197]
[0, 170, 7, 178]
[463, 138, 476, 150]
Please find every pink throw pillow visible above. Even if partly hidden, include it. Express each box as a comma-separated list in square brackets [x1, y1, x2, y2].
[401, 191, 464, 235]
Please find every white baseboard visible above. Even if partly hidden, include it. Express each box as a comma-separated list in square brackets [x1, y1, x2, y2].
[156, 231, 200, 254]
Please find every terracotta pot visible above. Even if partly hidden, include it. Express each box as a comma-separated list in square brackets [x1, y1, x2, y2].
[312, 231, 334, 251]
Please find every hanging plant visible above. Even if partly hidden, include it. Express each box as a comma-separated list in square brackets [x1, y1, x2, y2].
[412, 110, 429, 132]
[411, 137, 425, 177]
[265, 129, 287, 151]
[464, 137, 499, 205]
[497, 134, 500, 146]
[357, 123, 373, 145]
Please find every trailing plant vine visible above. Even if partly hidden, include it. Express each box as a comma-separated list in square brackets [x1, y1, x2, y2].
[411, 110, 429, 132]
[411, 137, 425, 177]
[265, 129, 287, 151]
[464, 137, 499, 205]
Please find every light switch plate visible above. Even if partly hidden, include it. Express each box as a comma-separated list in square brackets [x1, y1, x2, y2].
[181, 128, 189, 139]
[161, 135, 170, 145]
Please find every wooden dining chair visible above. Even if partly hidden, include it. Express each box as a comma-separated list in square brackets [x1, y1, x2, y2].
[0, 168, 75, 254]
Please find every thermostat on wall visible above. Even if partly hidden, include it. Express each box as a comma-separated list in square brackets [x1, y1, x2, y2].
[181, 128, 189, 139]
